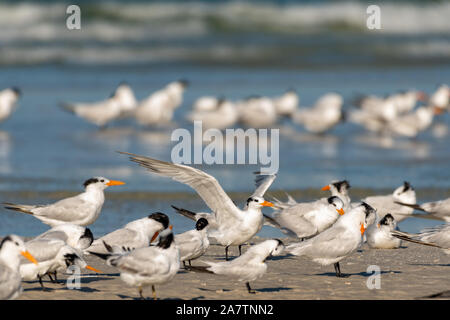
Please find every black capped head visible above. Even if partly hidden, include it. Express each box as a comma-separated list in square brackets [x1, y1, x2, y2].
[80, 228, 94, 246]
[195, 218, 209, 231]
[157, 229, 174, 249]
[402, 181, 413, 192]
[0, 236, 13, 249]
[332, 180, 351, 193]
[64, 253, 79, 267]
[148, 212, 170, 229]
[83, 178, 99, 188]
[379, 213, 395, 226]
[360, 202, 376, 218]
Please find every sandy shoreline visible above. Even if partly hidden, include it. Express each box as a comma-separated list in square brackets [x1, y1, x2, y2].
[15, 237, 449, 300]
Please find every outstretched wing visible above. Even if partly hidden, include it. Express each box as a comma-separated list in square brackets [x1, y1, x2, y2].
[251, 172, 277, 198]
[119, 152, 241, 224]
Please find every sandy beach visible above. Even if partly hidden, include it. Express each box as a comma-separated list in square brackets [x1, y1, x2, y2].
[17, 237, 449, 300]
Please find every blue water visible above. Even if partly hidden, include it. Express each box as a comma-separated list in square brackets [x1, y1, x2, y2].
[0, 0, 449, 239]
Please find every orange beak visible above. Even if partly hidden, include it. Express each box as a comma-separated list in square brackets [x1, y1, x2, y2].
[336, 208, 345, 215]
[261, 201, 274, 207]
[433, 107, 444, 115]
[377, 223, 380, 229]
[321, 185, 330, 191]
[85, 265, 102, 273]
[21, 251, 38, 265]
[360, 223, 366, 235]
[106, 180, 126, 186]
[150, 231, 159, 243]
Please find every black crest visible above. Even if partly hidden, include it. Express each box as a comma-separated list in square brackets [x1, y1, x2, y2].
[0, 236, 13, 249]
[148, 212, 170, 229]
[333, 180, 351, 192]
[196, 218, 209, 231]
[64, 253, 79, 267]
[327, 196, 339, 204]
[380, 213, 394, 226]
[83, 178, 99, 188]
[81, 228, 94, 246]
[157, 232, 174, 249]
[402, 181, 413, 192]
[360, 202, 375, 218]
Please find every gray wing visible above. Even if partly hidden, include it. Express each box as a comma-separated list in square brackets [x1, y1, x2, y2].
[23, 239, 65, 263]
[112, 247, 170, 276]
[120, 152, 241, 224]
[34, 230, 69, 242]
[89, 228, 142, 254]
[251, 173, 277, 198]
[32, 195, 91, 222]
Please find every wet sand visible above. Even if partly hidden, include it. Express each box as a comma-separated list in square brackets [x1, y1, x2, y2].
[16, 237, 449, 300]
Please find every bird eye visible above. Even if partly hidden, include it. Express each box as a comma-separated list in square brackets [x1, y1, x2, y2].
[100, 179, 105, 183]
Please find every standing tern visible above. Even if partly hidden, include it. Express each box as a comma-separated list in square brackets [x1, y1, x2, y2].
[87, 212, 169, 255]
[34, 224, 94, 251]
[391, 224, 449, 255]
[0, 235, 38, 300]
[188, 98, 238, 130]
[20, 238, 101, 289]
[119, 151, 275, 261]
[134, 80, 188, 126]
[395, 197, 450, 222]
[273, 89, 299, 117]
[287, 202, 376, 277]
[93, 226, 179, 300]
[264, 196, 345, 239]
[174, 217, 209, 269]
[237, 96, 277, 128]
[366, 213, 402, 249]
[292, 93, 343, 134]
[0, 87, 21, 123]
[363, 181, 416, 222]
[60, 82, 136, 128]
[191, 239, 284, 294]
[4, 177, 125, 227]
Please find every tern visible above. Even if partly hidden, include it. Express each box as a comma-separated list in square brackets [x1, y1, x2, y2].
[321, 180, 352, 211]
[395, 197, 450, 222]
[20, 238, 101, 289]
[0, 235, 38, 300]
[60, 82, 136, 128]
[134, 80, 188, 126]
[391, 224, 449, 255]
[93, 226, 179, 300]
[4, 177, 125, 227]
[0, 87, 21, 123]
[191, 239, 284, 294]
[264, 196, 345, 239]
[287, 202, 376, 277]
[362, 181, 416, 222]
[87, 212, 169, 255]
[120, 151, 275, 261]
[174, 217, 209, 269]
[366, 213, 402, 249]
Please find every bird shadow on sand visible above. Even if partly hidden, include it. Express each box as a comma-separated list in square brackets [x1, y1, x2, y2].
[409, 263, 450, 267]
[316, 270, 402, 278]
[116, 294, 197, 300]
[23, 285, 101, 293]
[418, 290, 450, 299]
[256, 287, 292, 293]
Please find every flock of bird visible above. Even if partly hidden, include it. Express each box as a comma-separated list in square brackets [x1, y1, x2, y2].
[0, 152, 449, 300]
[1, 82, 449, 138]
[0, 80, 449, 300]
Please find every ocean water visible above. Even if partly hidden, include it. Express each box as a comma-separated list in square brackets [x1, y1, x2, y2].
[0, 0, 449, 239]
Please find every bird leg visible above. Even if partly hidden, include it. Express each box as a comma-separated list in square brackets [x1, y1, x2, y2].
[38, 276, 48, 291]
[238, 245, 243, 256]
[189, 260, 192, 267]
[246, 282, 256, 294]
[183, 261, 187, 269]
[225, 246, 229, 261]
[334, 262, 349, 278]
[138, 286, 145, 300]
[152, 285, 157, 300]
